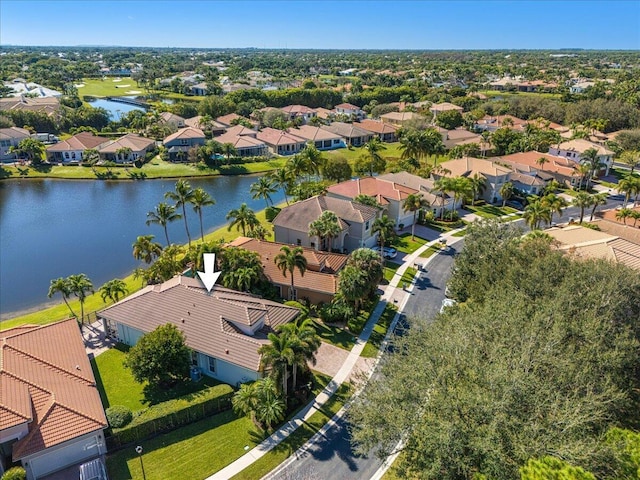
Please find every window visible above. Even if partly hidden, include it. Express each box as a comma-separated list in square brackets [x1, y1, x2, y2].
[207, 356, 216, 373]
[180, 139, 189, 145]
[296, 239, 301, 246]
[64, 152, 70, 159]
[310, 242, 315, 248]
[365, 221, 370, 230]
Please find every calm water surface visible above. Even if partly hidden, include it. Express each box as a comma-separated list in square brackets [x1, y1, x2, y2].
[0, 176, 283, 318]
[88, 97, 146, 119]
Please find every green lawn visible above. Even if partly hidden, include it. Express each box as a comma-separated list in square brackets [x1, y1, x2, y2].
[325, 143, 448, 167]
[312, 319, 356, 351]
[1, 203, 280, 330]
[419, 245, 441, 258]
[451, 228, 467, 237]
[90, 344, 230, 410]
[478, 89, 562, 100]
[0, 157, 287, 181]
[230, 383, 352, 480]
[78, 78, 205, 102]
[383, 262, 417, 286]
[392, 232, 428, 254]
[361, 304, 398, 358]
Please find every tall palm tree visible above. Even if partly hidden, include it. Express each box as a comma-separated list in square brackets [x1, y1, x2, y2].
[258, 331, 296, 397]
[468, 173, 487, 206]
[67, 274, 94, 325]
[541, 193, 568, 225]
[250, 176, 277, 208]
[372, 215, 396, 257]
[433, 177, 453, 220]
[226, 203, 258, 236]
[165, 179, 195, 247]
[451, 177, 472, 212]
[300, 143, 324, 181]
[581, 148, 603, 190]
[572, 191, 593, 224]
[536, 156, 549, 169]
[630, 210, 640, 227]
[576, 163, 591, 191]
[190, 188, 216, 242]
[270, 167, 294, 205]
[523, 200, 551, 230]
[363, 137, 387, 176]
[402, 194, 430, 241]
[308, 211, 342, 251]
[500, 182, 514, 207]
[48, 277, 77, 318]
[617, 178, 634, 208]
[589, 192, 608, 221]
[615, 208, 633, 225]
[222, 143, 237, 164]
[287, 154, 308, 181]
[99, 279, 128, 304]
[132, 235, 163, 264]
[274, 246, 307, 301]
[618, 150, 639, 176]
[278, 317, 321, 391]
[146, 202, 181, 246]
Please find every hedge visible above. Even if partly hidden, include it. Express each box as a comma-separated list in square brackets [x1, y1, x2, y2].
[265, 206, 281, 222]
[108, 383, 234, 447]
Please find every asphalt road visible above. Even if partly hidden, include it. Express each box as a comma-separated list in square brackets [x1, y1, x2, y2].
[271, 190, 626, 480]
[273, 243, 462, 480]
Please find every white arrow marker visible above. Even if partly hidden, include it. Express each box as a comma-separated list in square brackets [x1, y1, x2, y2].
[197, 253, 222, 292]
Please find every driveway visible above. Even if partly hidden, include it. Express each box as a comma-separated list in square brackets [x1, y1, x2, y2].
[312, 342, 375, 383]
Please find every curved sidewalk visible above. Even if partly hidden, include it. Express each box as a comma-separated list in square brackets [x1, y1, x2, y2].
[209, 229, 465, 480]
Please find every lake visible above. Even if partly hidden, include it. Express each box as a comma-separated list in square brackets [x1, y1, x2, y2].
[0, 175, 284, 319]
[88, 97, 146, 120]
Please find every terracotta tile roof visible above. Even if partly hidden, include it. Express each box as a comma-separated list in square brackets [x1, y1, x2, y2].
[215, 132, 266, 150]
[498, 151, 581, 178]
[46, 132, 108, 152]
[184, 116, 227, 131]
[281, 105, 316, 115]
[430, 102, 463, 112]
[378, 171, 445, 205]
[322, 122, 372, 139]
[545, 225, 640, 271]
[98, 277, 299, 372]
[334, 103, 361, 110]
[216, 113, 245, 126]
[229, 237, 347, 295]
[358, 119, 398, 135]
[256, 127, 306, 147]
[0, 320, 108, 460]
[159, 112, 185, 124]
[380, 111, 424, 123]
[163, 127, 205, 144]
[313, 107, 333, 119]
[99, 133, 155, 153]
[287, 125, 342, 142]
[273, 195, 378, 232]
[225, 125, 257, 137]
[441, 156, 512, 178]
[555, 139, 614, 156]
[327, 176, 418, 205]
[0, 97, 60, 115]
[508, 171, 547, 186]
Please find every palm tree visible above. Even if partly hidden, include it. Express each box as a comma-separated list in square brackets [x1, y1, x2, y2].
[536, 156, 549, 169]
[258, 331, 296, 397]
[451, 177, 472, 212]
[308, 211, 342, 251]
[83, 148, 101, 173]
[616, 208, 633, 225]
[500, 182, 514, 207]
[617, 178, 635, 208]
[67, 274, 94, 325]
[146, 202, 181, 246]
[269, 167, 294, 205]
[300, 143, 324, 181]
[468, 173, 487, 206]
[287, 154, 309, 180]
[190, 188, 216, 242]
[253, 377, 286, 431]
[99, 279, 128, 304]
[274, 246, 307, 300]
[165, 179, 195, 247]
[433, 177, 454, 220]
[576, 163, 591, 191]
[250, 176, 277, 208]
[278, 317, 321, 391]
[226, 203, 258, 236]
[581, 148, 602, 190]
[523, 200, 551, 230]
[541, 193, 568, 225]
[572, 191, 593, 224]
[372, 215, 396, 257]
[402, 194, 430, 240]
[232, 382, 259, 426]
[363, 137, 387, 176]
[589, 192, 608, 221]
[222, 143, 237, 164]
[618, 150, 639, 176]
[630, 210, 640, 227]
[115, 146, 133, 164]
[132, 235, 163, 264]
[48, 277, 77, 318]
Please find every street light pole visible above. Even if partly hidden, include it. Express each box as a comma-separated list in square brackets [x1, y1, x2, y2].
[135, 445, 147, 480]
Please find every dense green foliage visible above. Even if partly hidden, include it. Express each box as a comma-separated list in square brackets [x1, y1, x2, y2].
[105, 405, 133, 428]
[350, 221, 640, 480]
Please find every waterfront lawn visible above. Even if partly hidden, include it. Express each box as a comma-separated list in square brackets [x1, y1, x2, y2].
[78, 78, 205, 102]
[229, 383, 352, 480]
[312, 319, 357, 351]
[361, 304, 397, 358]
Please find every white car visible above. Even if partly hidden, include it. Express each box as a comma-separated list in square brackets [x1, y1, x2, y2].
[440, 298, 457, 314]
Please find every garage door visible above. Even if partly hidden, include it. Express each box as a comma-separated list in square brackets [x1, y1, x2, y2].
[27, 436, 99, 479]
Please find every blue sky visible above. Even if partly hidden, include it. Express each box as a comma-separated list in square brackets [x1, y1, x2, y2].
[1, 1, 639, 50]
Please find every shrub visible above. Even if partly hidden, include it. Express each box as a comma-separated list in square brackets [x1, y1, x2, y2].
[1, 467, 26, 480]
[265, 206, 281, 222]
[106, 405, 133, 428]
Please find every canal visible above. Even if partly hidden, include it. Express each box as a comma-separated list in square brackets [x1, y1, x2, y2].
[0, 175, 284, 319]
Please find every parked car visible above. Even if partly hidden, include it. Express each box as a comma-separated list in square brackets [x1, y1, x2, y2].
[440, 298, 457, 314]
[382, 247, 398, 259]
[79, 458, 108, 480]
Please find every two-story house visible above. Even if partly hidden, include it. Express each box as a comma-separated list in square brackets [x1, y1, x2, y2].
[281, 105, 317, 124]
[333, 103, 366, 120]
[437, 157, 512, 204]
[0, 127, 31, 162]
[273, 195, 379, 253]
[548, 139, 614, 176]
[163, 127, 206, 161]
[358, 119, 398, 143]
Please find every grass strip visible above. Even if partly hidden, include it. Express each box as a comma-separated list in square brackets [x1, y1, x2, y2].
[361, 304, 398, 358]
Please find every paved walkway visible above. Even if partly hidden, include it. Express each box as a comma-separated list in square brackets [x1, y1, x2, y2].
[82, 320, 114, 359]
